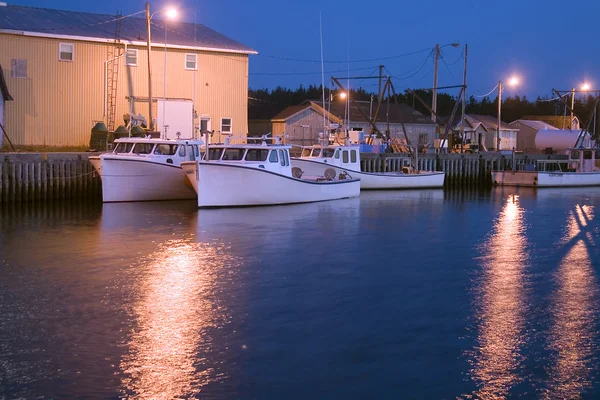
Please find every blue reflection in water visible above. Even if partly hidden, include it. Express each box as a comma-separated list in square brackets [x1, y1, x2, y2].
[468, 194, 530, 398]
[543, 204, 598, 399]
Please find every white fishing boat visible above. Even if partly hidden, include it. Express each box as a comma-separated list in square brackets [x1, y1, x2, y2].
[290, 142, 445, 189]
[89, 137, 204, 202]
[492, 147, 600, 187]
[181, 138, 360, 208]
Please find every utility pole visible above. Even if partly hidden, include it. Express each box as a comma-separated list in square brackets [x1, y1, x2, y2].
[460, 44, 467, 151]
[497, 80, 503, 151]
[432, 44, 440, 124]
[570, 87, 575, 129]
[145, 2, 154, 131]
[378, 65, 384, 104]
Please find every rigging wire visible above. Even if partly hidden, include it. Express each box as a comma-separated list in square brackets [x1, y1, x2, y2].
[249, 65, 378, 76]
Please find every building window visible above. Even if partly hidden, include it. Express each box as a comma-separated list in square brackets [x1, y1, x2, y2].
[125, 49, 138, 66]
[418, 133, 428, 145]
[59, 43, 74, 62]
[185, 53, 197, 70]
[11, 59, 27, 78]
[221, 118, 232, 133]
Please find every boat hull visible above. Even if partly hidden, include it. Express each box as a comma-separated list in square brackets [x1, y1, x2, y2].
[291, 158, 445, 189]
[492, 170, 600, 187]
[90, 156, 197, 202]
[186, 162, 360, 208]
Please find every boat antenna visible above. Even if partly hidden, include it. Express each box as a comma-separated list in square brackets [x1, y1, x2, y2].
[320, 11, 327, 136]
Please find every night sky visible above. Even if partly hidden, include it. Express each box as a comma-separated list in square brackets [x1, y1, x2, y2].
[9, 0, 600, 99]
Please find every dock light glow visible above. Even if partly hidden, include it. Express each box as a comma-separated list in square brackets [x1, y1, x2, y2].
[166, 8, 177, 19]
[581, 82, 591, 91]
[339, 92, 347, 99]
[508, 76, 519, 87]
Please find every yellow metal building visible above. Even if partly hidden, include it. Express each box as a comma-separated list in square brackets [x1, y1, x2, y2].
[0, 4, 257, 147]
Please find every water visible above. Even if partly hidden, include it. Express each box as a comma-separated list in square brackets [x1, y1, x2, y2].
[1, 188, 600, 399]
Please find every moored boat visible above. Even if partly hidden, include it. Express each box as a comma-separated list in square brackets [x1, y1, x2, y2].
[492, 147, 600, 187]
[89, 137, 204, 202]
[291, 143, 445, 189]
[181, 140, 360, 208]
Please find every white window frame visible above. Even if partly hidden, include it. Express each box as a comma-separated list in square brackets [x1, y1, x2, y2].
[221, 117, 232, 134]
[125, 48, 138, 66]
[185, 53, 197, 70]
[58, 43, 74, 62]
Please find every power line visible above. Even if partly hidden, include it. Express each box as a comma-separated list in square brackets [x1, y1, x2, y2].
[257, 47, 432, 64]
[384, 51, 433, 81]
[474, 83, 500, 98]
[441, 57, 456, 81]
[250, 65, 378, 76]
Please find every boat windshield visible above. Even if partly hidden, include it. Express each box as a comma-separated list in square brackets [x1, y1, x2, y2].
[311, 148, 321, 157]
[301, 148, 312, 157]
[154, 144, 178, 155]
[322, 148, 335, 158]
[207, 148, 223, 160]
[222, 148, 246, 161]
[114, 142, 134, 154]
[245, 149, 269, 161]
[133, 143, 155, 154]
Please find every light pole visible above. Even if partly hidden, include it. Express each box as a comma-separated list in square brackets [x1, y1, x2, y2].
[432, 42, 460, 124]
[497, 76, 519, 151]
[571, 82, 591, 129]
[328, 91, 346, 128]
[144, 2, 177, 132]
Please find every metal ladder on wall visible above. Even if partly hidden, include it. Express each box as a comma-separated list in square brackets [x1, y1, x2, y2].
[106, 11, 123, 132]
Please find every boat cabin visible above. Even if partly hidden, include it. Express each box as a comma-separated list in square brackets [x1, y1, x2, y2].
[299, 145, 361, 171]
[111, 138, 204, 164]
[531, 148, 600, 173]
[203, 144, 293, 175]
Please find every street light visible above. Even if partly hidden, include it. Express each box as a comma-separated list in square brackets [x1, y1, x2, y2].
[432, 42, 460, 124]
[144, 2, 177, 132]
[497, 76, 520, 150]
[569, 82, 591, 129]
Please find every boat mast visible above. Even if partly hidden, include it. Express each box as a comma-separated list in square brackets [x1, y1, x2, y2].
[319, 12, 327, 137]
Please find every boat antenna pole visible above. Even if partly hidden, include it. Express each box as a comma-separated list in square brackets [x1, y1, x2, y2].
[319, 11, 327, 136]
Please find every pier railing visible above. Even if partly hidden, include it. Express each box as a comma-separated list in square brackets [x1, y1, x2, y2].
[360, 152, 569, 187]
[0, 153, 101, 205]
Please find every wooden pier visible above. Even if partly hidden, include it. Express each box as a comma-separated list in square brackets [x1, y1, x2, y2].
[0, 151, 571, 204]
[0, 153, 101, 205]
[360, 152, 569, 187]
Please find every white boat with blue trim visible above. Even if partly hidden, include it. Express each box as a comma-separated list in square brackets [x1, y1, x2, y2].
[181, 138, 360, 208]
[291, 142, 445, 190]
[89, 137, 204, 202]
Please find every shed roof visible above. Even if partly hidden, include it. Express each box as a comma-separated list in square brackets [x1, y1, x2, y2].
[510, 119, 557, 131]
[309, 100, 434, 125]
[272, 102, 342, 124]
[520, 115, 579, 129]
[0, 5, 257, 54]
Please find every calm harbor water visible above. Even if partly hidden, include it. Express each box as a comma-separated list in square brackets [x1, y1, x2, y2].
[1, 188, 600, 399]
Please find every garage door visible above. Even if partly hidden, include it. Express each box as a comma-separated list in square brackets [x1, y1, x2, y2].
[156, 99, 194, 140]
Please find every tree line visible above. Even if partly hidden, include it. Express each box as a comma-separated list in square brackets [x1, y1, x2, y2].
[249, 84, 599, 125]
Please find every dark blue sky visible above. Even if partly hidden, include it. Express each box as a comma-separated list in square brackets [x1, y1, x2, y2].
[12, 0, 600, 99]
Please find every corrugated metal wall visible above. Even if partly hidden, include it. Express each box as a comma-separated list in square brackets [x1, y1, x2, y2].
[0, 33, 249, 146]
[284, 109, 332, 146]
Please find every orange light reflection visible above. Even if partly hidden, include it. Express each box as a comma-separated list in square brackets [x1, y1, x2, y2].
[544, 205, 596, 399]
[119, 239, 231, 399]
[470, 194, 528, 398]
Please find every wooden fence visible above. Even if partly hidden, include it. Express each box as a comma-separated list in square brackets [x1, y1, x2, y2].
[0, 153, 101, 205]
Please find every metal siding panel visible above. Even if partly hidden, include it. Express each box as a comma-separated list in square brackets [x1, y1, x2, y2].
[0, 33, 248, 146]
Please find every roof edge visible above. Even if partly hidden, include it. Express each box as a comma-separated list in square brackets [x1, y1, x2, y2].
[0, 29, 258, 55]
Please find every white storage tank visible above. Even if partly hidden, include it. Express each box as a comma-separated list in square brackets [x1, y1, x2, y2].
[534, 129, 591, 150]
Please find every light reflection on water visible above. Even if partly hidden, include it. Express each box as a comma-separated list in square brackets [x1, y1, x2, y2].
[119, 238, 235, 399]
[468, 194, 529, 398]
[543, 204, 598, 399]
